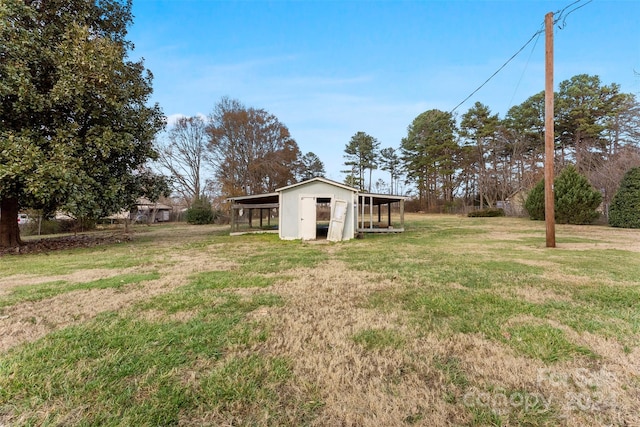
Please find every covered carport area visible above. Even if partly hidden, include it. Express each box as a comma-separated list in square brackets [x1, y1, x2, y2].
[357, 193, 406, 233]
[226, 180, 406, 238]
[226, 193, 279, 235]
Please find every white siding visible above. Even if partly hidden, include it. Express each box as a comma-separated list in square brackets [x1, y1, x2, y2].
[278, 181, 356, 240]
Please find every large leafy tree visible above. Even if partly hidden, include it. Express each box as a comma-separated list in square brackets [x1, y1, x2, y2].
[344, 131, 380, 192]
[207, 97, 300, 196]
[0, 0, 164, 247]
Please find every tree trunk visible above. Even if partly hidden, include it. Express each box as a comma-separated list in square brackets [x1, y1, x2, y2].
[148, 206, 159, 225]
[0, 197, 23, 248]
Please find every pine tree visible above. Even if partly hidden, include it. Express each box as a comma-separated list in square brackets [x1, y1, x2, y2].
[554, 165, 602, 224]
[525, 165, 602, 224]
[609, 167, 640, 228]
[524, 179, 545, 220]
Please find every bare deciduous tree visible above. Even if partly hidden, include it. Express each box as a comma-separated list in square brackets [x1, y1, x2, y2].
[207, 97, 300, 196]
[155, 116, 209, 205]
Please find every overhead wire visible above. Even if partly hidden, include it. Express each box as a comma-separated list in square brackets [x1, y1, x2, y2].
[507, 30, 543, 111]
[448, 28, 544, 114]
[556, 0, 593, 28]
[554, 0, 583, 19]
[449, 0, 591, 114]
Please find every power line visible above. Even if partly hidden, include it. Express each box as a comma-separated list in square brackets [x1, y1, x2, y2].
[555, 0, 583, 18]
[449, 28, 543, 114]
[449, 0, 591, 114]
[508, 30, 543, 111]
[555, 0, 593, 29]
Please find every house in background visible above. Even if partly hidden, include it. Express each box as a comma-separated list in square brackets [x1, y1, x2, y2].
[133, 198, 172, 223]
[103, 198, 172, 223]
[227, 177, 405, 241]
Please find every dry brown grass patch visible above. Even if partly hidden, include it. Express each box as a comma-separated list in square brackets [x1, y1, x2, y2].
[509, 285, 573, 304]
[3, 219, 639, 426]
[236, 262, 476, 425]
[0, 277, 174, 352]
[0, 267, 142, 294]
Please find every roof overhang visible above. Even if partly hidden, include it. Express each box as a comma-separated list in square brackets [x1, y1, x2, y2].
[358, 193, 406, 206]
[226, 192, 279, 207]
[225, 180, 405, 208]
[276, 177, 358, 193]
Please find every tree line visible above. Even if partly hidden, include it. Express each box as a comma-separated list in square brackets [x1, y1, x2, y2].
[2, 0, 639, 248]
[155, 97, 326, 207]
[343, 74, 640, 213]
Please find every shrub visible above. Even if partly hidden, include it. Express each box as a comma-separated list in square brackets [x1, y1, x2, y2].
[186, 196, 214, 225]
[21, 219, 57, 236]
[21, 218, 97, 236]
[554, 165, 602, 224]
[609, 167, 640, 228]
[524, 179, 545, 220]
[468, 208, 505, 217]
[524, 166, 602, 224]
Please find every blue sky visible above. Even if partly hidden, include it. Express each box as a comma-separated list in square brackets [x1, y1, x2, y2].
[128, 0, 640, 182]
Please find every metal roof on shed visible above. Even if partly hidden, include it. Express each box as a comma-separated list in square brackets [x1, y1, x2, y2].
[226, 178, 405, 206]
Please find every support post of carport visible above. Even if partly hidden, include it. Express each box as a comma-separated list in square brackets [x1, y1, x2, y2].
[230, 205, 236, 232]
[387, 202, 392, 227]
[226, 194, 279, 235]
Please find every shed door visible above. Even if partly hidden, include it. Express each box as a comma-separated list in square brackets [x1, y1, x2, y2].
[327, 199, 348, 242]
[299, 196, 316, 240]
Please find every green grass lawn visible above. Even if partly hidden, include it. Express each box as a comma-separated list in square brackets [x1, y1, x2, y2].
[1, 216, 639, 426]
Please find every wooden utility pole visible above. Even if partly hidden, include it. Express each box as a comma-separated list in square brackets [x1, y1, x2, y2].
[545, 12, 556, 248]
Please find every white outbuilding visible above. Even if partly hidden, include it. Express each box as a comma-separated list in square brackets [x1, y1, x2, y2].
[227, 177, 405, 241]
